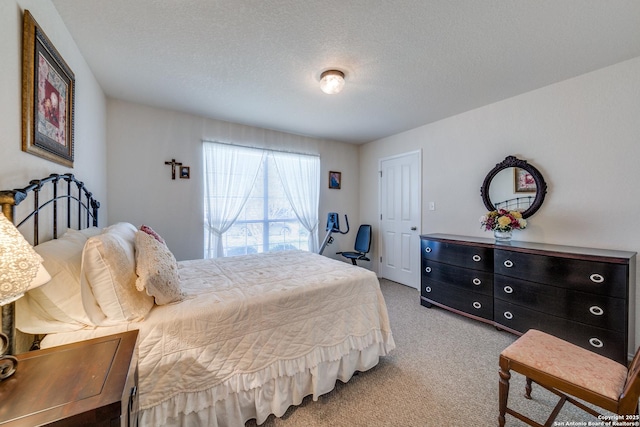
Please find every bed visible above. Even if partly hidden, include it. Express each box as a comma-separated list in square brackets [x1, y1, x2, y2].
[0, 174, 395, 426]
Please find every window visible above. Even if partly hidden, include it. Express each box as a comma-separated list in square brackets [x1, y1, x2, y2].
[223, 155, 310, 256]
[203, 142, 319, 258]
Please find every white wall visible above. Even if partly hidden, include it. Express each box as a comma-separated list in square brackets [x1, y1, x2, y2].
[0, 1, 107, 222]
[106, 99, 359, 262]
[360, 56, 640, 350]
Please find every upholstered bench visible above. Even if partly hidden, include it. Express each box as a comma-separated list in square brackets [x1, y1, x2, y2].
[498, 329, 640, 427]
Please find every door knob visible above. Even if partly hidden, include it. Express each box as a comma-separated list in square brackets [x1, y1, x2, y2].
[410, 226, 417, 231]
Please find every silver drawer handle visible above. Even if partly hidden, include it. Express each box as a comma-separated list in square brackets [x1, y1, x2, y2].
[503, 286, 513, 294]
[589, 274, 604, 283]
[472, 278, 481, 286]
[589, 306, 604, 316]
[425, 267, 432, 273]
[589, 338, 604, 348]
[472, 255, 481, 262]
[503, 260, 513, 268]
[425, 286, 431, 293]
[472, 301, 482, 309]
[503, 311, 513, 320]
[425, 247, 432, 253]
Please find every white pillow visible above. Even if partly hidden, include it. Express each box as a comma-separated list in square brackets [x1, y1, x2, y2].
[81, 222, 154, 324]
[16, 228, 99, 334]
[73, 226, 103, 239]
[135, 231, 185, 305]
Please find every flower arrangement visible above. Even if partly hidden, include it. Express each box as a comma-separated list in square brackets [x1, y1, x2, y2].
[480, 209, 527, 232]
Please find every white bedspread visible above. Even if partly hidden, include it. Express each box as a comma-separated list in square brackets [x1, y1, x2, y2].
[41, 251, 395, 426]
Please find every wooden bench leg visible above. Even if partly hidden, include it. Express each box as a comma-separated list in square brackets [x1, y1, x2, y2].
[525, 377, 533, 399]
[499, 358, 511, 427]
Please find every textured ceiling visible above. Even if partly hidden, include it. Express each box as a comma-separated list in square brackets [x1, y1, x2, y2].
[50, 0, 640, 144]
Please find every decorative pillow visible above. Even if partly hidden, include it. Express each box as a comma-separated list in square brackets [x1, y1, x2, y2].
[140, 224, 165, 244]
[135, 231, 184, 305]
[81, 222, 154, 324]
[16, 228, 99, 334]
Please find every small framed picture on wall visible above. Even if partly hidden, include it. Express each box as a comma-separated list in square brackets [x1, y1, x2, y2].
[329, 171, 341, 189]
[180, 166, 190, 179]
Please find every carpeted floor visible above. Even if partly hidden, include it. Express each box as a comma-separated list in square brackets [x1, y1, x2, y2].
[247, 279, 613, 426]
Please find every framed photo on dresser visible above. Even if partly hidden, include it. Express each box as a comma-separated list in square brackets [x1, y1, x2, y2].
[22, 10, 75, 167]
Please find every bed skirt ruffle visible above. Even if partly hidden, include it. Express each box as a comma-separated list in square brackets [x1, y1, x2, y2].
[141, 331, 394, 426]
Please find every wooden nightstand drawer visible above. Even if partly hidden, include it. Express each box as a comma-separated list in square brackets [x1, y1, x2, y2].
[0, 331, 138, 427]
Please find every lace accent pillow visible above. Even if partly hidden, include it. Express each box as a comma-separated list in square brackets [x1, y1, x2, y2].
[135, 231, 184, 305]
[140, 224, 165, 244]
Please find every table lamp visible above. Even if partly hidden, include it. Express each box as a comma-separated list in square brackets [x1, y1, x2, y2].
[0, 211, 50, 380]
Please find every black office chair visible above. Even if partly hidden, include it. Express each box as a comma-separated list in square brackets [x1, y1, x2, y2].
[337, 224, 372, 265]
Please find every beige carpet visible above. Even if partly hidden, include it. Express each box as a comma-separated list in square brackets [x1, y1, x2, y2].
[246, 279, 613, 426]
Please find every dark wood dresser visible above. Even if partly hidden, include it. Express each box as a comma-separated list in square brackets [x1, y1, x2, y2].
[0, 330, 139, 427]
[421, 234, 636, 364]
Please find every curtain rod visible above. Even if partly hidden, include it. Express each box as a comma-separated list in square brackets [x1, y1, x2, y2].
[202, 139, 320, 158]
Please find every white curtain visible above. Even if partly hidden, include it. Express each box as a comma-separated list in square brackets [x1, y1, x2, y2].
[272, 151, 320, 252]
[203, 142, 265, 258]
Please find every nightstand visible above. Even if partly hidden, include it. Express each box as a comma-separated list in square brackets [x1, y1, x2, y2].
[0, 330, 138, 427]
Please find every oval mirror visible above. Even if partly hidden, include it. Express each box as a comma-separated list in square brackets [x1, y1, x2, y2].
[480, 155, 547, 219]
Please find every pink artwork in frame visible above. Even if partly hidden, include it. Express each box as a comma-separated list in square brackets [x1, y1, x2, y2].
[514, 167, 536, 193]
[22, 10, 75, 167]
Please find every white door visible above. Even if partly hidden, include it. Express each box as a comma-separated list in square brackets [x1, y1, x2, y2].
[379, 151, 421, 288]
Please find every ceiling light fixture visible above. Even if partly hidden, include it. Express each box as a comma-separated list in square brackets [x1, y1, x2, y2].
[319, 70, 345, 95]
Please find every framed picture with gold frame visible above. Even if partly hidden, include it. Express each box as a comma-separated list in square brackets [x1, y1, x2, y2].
[514, 167, 536, 193]
[22, 10, 75, 167]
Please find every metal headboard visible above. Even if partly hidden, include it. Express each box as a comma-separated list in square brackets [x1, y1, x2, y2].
[0, 173, 100, 243]
[494, 196, 534, 212]
[0, 173, 100, 354]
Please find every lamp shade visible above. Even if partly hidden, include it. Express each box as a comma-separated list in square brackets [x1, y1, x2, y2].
[0, 212, 50, 305]
[320, 70, 345, 94]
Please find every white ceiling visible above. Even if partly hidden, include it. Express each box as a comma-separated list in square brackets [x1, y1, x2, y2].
[50, 0, 640, 144]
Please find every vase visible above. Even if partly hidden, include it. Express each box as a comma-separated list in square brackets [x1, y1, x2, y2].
[494, 229, 512, 242]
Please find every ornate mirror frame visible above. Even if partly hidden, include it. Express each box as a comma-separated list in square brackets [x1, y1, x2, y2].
[480, 155, 547, 219]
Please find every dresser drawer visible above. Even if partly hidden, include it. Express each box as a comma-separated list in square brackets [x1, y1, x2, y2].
[423, 260, 493, 296]
[422, 280, 493, 320]
[494, 275, 626, 332]
[494, 300, 626, 363]
[422, 239, 493, 271]
[494, 249, 628, 298]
